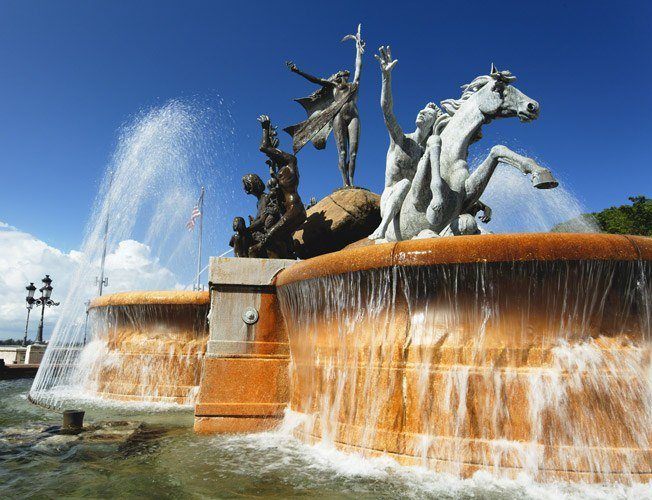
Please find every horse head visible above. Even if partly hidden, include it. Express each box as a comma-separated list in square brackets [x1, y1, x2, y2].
[470, 64, 540, 123]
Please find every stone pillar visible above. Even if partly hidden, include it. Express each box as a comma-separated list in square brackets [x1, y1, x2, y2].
[25, 344, 46, 365]
[194, 257, 296, 434]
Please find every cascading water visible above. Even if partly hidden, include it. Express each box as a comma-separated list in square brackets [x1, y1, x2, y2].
[30, 99, 234, 409]
[79, 292, 209, 405]
[276, 235, 652, 483]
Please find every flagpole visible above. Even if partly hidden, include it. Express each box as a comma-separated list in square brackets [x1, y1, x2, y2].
[195, 187, 205, 291]
[98, 214, 109, 296]
[97, 170, 114, 297]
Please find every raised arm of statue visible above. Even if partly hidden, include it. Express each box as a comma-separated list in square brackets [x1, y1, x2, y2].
[258, 115, 296, 167]
[375, 46, 403, 145]
[286, 61, 334, 87]
[342, 24, 365, 84]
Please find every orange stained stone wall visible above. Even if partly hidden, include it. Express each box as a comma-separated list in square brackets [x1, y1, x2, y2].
[276, 234, 652, 483]
[194, 257, 296, 434]
[194, 292, 290, 433]
[88, 291, 209, 404]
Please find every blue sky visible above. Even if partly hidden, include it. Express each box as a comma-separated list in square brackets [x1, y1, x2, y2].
[0, 0, 650, 254]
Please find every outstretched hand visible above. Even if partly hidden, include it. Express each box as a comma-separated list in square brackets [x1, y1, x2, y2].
[375, 46, 398, 74]
[342, 23, 365, 54]
[258, 114, 271, 129]
[286, 61, 298, 73]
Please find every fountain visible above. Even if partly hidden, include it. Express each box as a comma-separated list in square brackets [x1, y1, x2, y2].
[274, 233, 651, 483]
[29, 100, 232, 409]
[83, 290, 209, 404]
[24, 28, 651, 491]
[194, 45, 651, 484]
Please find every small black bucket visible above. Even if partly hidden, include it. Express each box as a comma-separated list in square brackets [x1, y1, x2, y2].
[61, 409, 85, 435]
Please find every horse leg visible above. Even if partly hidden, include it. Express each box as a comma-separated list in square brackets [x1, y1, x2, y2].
[369, 179, 411, 240]
[347, 116, 360, 187]
[464, 145, 557, 209]
[333, 115, 350, 186]
[440, 214, 479, 236]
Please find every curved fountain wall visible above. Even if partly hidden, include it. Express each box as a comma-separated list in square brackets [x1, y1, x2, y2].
[276, 233, 652, 483]
[84, 290, 209, 404]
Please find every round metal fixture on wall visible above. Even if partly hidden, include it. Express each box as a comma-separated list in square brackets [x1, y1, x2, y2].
[242, 307, 259, 325]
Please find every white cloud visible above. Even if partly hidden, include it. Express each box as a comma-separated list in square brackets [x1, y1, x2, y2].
[0, 222, 181, 340]
[103, 240, 178, 291]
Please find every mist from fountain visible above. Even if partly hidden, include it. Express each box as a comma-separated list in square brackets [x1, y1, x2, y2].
[30, 99, 234, 410]
[478, 162, 599, 234]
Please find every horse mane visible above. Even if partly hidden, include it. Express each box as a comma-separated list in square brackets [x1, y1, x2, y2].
[433, 74, 495, 135]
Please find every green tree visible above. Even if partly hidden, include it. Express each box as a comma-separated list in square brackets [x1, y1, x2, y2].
[0, 338, 32, 346]
[593, 196, 652, 236]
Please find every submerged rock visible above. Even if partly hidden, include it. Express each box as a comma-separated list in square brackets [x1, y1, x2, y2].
[293, 187, 380, 259]
[1, 420, 163, 450]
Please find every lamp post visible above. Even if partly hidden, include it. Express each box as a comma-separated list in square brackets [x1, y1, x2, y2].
[35, 275, 60, 344]
[22, 283, 37, 347]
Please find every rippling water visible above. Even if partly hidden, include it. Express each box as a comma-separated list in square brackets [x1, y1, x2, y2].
[2, 380, 651, 499]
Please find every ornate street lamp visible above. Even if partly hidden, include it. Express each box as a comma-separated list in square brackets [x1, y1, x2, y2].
[35, 275, 60, 344]
[22, 282, 37, 347]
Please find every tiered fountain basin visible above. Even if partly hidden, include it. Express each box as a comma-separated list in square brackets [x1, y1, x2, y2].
[87, 290, 209, 404]
[276, 233, 652, 483]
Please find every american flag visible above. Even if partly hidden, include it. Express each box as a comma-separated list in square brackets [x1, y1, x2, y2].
[186, 205, 201, 231]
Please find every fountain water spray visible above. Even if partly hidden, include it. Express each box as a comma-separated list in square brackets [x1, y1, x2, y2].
[30, 99, 234, 409]
[479, 162, 599, 234]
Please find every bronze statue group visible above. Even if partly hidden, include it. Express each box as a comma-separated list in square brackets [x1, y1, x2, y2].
[231, 24, 365, 259]
[230, 24, 558, 258]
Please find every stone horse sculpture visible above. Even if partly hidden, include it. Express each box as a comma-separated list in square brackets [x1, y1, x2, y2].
[369, 46, 493, 241]
[375, 59, 558, 241]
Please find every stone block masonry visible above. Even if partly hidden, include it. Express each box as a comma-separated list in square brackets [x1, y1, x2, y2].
[194, 257, 296, 434]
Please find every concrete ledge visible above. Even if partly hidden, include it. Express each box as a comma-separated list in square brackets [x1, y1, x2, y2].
[276, 233, 652, 286]
[209, 256, 295, 286]
[0, 361, 39, 380]
[194, 416, 282, 434]
[195, 402, 287, 416]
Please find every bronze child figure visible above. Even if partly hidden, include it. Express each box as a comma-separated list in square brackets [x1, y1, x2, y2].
[229, 216, 253, 258]
[248, 115, 306, 258]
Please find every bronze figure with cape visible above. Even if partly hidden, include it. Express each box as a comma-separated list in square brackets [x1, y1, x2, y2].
[285, 24, 365, 187]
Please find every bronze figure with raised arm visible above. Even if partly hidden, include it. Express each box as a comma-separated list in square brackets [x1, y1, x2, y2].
[284, 24, 365, 187]
[248, 115, 306, 259]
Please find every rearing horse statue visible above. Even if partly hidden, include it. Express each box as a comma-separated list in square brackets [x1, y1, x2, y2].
[382, 62, 558, 241]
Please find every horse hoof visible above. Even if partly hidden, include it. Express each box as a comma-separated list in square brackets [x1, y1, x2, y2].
[532, 169, 559, 189]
